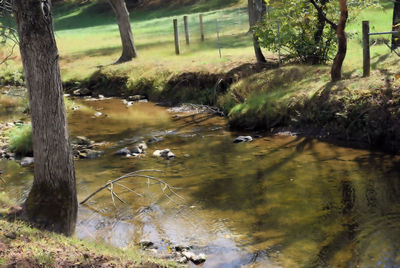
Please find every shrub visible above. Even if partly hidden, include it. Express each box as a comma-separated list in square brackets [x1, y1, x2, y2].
[256, 1, 337, 64]
[9, 124, 33, 156]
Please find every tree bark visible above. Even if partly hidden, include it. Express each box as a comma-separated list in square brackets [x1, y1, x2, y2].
[392, 0, 400, 50]
[248, 0, 266, 63]
[14, 0, 77, 236]
[109, 0, 137, 64]
[331, 0, 348, 82]
[312, 0, 329, 64]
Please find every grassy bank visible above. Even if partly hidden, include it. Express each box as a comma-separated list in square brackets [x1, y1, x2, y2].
[0, 193, 176, 267]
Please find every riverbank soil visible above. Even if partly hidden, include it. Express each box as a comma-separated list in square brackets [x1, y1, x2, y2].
[0, 193, 175, 267]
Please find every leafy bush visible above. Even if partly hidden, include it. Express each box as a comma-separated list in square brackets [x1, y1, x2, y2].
[0, 67, 24, 86]
[256, 1, 337, 64]
[9, 124, 33, 156]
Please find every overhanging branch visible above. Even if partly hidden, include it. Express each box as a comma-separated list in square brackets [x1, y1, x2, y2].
[308, 0, 338, 30]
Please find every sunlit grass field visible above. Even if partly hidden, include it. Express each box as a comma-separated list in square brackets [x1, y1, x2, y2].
[0, 0, 396, 82]
[54, 4, 257, 81]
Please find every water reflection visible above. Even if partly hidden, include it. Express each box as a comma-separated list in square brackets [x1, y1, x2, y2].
[1, 99, 400, 267]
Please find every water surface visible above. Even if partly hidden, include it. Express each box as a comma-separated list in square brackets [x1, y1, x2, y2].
[1, 98, 400, 267]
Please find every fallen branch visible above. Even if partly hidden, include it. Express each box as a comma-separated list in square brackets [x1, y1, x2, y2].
[80, 169, 183, 205]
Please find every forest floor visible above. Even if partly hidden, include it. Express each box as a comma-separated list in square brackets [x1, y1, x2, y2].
[0, 193, 178, 267]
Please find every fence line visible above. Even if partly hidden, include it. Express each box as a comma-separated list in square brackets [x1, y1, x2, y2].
[362, 20, 400, 77]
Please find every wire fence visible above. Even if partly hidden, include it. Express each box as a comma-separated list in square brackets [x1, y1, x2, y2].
[131, 7, 252, 57]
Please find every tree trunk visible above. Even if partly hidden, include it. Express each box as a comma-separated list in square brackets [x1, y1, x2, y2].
[312, 0, 329, 64]
[331, 0, 348, 82]
[109, 0, 137, 64]
[392, 0, 400, 50]
[14, 0, 77, 236]
[248, 0, 266, 63]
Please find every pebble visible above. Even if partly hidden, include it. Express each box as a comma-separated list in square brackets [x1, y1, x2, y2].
[153, 149, 175, 159]
[114, 147, 131, 156]
[20, 157, 34, 167]
[138, 240, 154, 249]
[233, 136, 253, 143]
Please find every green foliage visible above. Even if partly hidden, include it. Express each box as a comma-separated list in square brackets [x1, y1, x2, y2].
[256, 1, 337, 64]
[0, 67, 24, 86]
[257, 0, 380, 64]
[35, 251, 56, 267]
[9, 124, 33, 156]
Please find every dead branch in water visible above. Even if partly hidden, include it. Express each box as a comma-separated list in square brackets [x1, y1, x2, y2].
[80, 169, 183, 205]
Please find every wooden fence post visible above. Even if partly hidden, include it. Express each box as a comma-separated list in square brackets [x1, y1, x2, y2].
[173, 19, 180, 55]
[199, 14, 205, 41]
[277, 20, 281, 67]
[363, 21, 370, 77]
[216, 19, 222, 58]
[184, 16, 190, 45]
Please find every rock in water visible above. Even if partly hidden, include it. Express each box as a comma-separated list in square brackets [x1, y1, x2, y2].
[147, 136, 163, 144]
[114, 147, 131, 156]
[79, 149, 104, 159]
[129, 142, 147, 154]
[73, 88, 91, 96]
[182, 251, 206, 264]
[138, 240, 154, 249]
[177, 256, 188, 264]
[71, 136, 94, 146]
[233, 136, 253, 143]
[138, 142, 148, 151]
[153, 149, 176, 160]
[129, 146, 142, 154]
[20, 157, 34, 167]
[128, 95, 145, 101]
[174, 244, 192, 252]
[192, 253, 207, 264]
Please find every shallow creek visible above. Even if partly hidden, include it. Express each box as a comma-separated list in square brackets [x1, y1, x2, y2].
[1, 98, 400, 267]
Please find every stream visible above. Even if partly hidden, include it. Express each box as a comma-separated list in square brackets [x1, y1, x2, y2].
[1, 97, 400, 267]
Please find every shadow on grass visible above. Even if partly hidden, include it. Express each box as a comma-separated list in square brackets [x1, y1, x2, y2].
[53, 0, 245, 31]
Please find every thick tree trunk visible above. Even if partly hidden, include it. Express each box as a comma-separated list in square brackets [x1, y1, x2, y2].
[14, 0, 77, 236]
[331, 0, 348, 82]
[248, 0, 266, 63]
[392, 0, 400, 50]
[109, 0, 137, 63]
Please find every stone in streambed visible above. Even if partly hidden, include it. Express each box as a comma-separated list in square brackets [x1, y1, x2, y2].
[147, 136, 163, 144]
[73, 88, 91, 96]
[233, 136, 253, 143]
[114, 147, 131, 156]
[174, 244, 192, 252]
[182, 251, 206, 265]
[153, 149, 175, 160]
[129, 146, 143, 154]
[20, 157, 34, 167]
[78, 149, 104, 159]
[137, 141, 148, 151]
[71, 136, 94, 146]
[127, 95, 146, 101]
[138, 240, 154, 249]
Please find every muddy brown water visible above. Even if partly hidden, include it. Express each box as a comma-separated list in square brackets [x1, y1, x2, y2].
[1, 98, 400, 267]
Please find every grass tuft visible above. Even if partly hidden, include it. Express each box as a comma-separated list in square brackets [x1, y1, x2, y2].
[8, 124, 33, 157]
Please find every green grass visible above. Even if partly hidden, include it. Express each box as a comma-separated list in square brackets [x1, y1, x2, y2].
[0, 192, 178, 267]
[8, 124, 33, 156]
[1, 1, 399, 147]
[1, 0, 393, 83]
